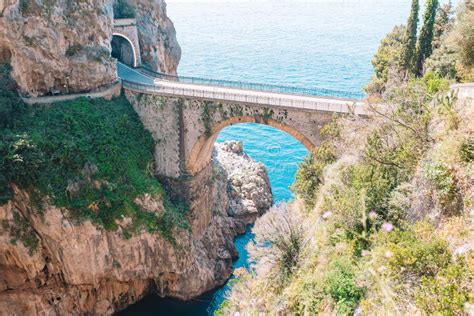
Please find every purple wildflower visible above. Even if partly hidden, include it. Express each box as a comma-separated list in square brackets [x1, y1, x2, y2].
[381, 222, 394, 232]
[368, 211, 378, 220]
[322, 211, 332, 219]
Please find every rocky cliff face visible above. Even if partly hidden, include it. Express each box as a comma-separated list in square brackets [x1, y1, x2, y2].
[135, 0, 181, 74]
[0, 142, 272, 315]
[0, 0, 180, 96]
[0, 0, 117, 97]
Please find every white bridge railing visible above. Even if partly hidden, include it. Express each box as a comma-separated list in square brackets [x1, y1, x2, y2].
[122, 79, 369, 116]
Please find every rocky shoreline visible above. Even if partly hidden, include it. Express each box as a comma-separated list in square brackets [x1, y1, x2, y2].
[213, 141, 273, 224]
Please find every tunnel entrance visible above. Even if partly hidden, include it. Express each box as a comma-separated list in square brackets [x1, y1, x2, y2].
[111, 34, 136, 67]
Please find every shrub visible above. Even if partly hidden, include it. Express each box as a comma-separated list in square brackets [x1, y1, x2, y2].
[2, 133, 45, 195]
[113, 0, 135, 19]
[249, 203, 305, 282]
[386, 228, 451, 278]
[415, 259, 473, 315]
[422, 71, 450, 96]
[347, 158, 400, 222]
[293, 143, 336, 207]
[65, 44, 83, 57]
[0, 63, 26, 129]
[386, 182, 412, 225]
[424, 162, 460, 214]
[320, 115, 342, 139]
[93, 46, 111, 63]
[365, 223, 472, 314]
[18, 0, 40, 16]
[286, 276, 326, 315]
[426, 43, 458, 79]
[429, 0, 474, 82]
[436, 89, 459, 130]
[365, 25, 406, 95]
[459, 137, 474, 163]
[450, 0, 474, 81]
[382, 78, 434, 145]
[324, 258, 364, 315]
[1, 211, 40, 255]
[321, 179, 366, 244]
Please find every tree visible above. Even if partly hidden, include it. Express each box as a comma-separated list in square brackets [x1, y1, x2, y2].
[425, 43, 458, 79]
[416, 0, 440, 75]
[365, 25, 406, 95]
[432, 1, 454, 50]
[426, 0, 474, 81]
[449, 0, 474, 81]
[400, 0, 419, 75]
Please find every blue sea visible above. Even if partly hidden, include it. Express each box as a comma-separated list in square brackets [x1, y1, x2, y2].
[119, 0, 419, 314]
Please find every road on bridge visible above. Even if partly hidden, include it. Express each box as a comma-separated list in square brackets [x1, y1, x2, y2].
[117, 63, 369, 115]
[118, 63, 155, 85]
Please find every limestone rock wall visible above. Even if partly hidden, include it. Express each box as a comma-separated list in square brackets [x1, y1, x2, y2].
[135, 0, 181, 74]
[0, 147, 272, 315]
[0, 0, 181, 96]
[0, 0, 117, 96]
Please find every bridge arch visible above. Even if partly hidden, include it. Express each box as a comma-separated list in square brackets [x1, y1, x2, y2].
[187, 116, 316, 175]
[111, 33, 138, 68]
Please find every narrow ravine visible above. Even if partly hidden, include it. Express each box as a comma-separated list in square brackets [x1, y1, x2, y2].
[119, 123, 308, 315]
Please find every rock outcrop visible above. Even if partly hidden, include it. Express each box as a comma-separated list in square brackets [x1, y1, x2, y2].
[0, 0, 117, 96]
[135, 0, 181, 74]
[0, 142, 272, 315]
[213, 141, 273, 223]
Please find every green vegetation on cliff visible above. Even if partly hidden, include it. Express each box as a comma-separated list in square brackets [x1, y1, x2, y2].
[367, 0, 473, 95]
[219, 68, 473, 316]
[0, 64, 188, 240]
[218, 1, 473, 315]
[113, 0, 135, 19]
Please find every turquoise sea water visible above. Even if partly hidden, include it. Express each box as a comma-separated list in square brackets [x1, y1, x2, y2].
[119, 1, 416, 314]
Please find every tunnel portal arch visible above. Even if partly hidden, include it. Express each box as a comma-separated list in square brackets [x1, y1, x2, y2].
[111, 33, 138, 68]
[112, 19, 141, 67]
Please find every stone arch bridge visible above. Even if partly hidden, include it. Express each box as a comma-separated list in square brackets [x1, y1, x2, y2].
[118, 64, 368, 210]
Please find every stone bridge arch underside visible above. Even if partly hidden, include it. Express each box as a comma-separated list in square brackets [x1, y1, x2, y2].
[126, 92, 335, 178]
[188, 115, 317, 175]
